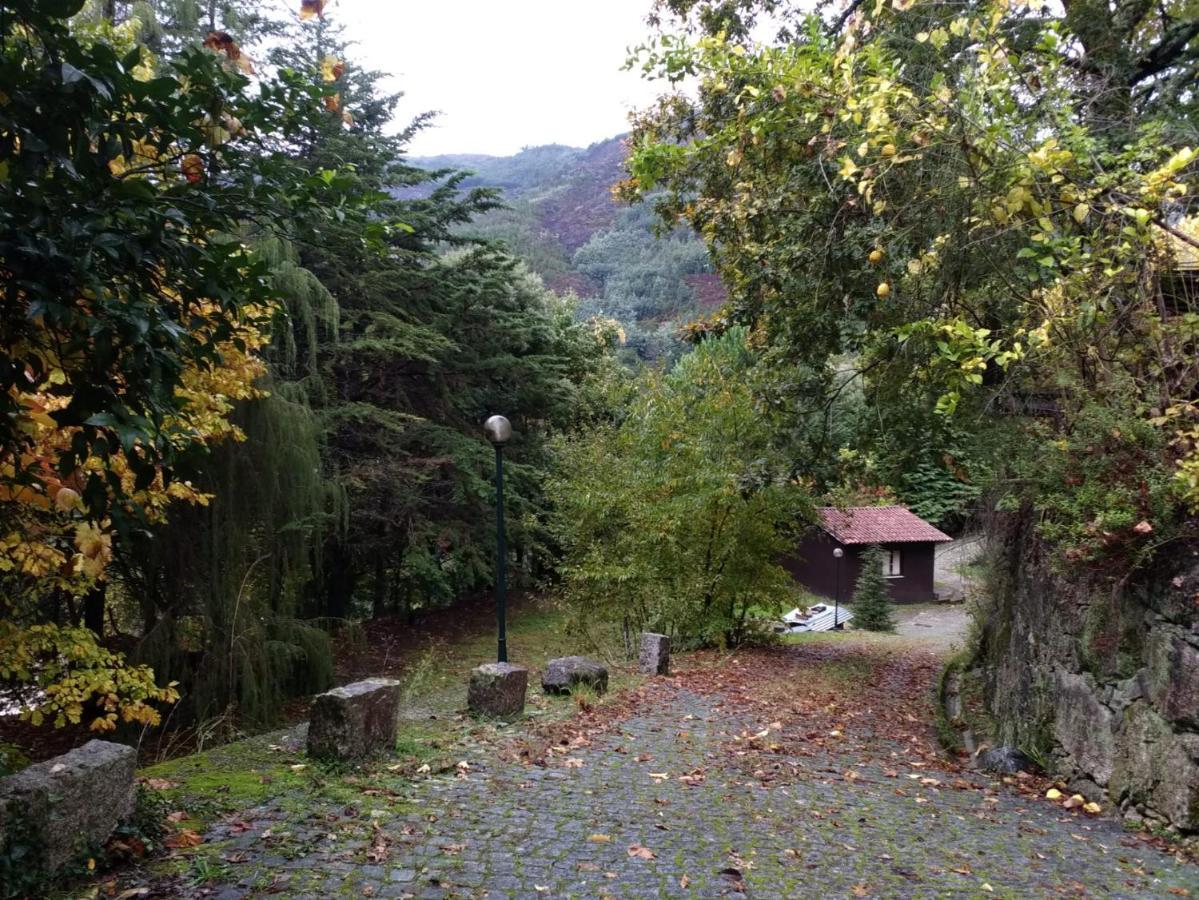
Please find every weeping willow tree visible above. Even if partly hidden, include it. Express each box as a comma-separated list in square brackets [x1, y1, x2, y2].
[116, 236, 343, 728]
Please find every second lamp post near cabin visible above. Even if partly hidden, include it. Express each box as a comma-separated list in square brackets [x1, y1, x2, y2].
[833, 546, 844, 629]
[483, 414, 512, 663]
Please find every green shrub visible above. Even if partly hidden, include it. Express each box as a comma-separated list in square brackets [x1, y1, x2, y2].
[548, 329, 806, 648]
[851, 545, 896, 632]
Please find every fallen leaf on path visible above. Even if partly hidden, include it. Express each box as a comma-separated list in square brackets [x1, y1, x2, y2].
[563, 758, 585, 768]
[627, 844, 656, 860]
[144, 778, 178, 791]
[680, 874, 690, 888]
[366, 821, 389, 862]
[852, 883, 870, 897]
[164, 829, 203, 850]
[588, 833, 612, 843]
[166, 811, 188, 823]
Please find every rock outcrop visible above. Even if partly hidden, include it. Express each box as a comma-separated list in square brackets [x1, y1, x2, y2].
[976, 512, 1199, 830]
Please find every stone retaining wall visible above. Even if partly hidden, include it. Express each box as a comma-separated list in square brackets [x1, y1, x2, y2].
[976, 511, 1199, 830]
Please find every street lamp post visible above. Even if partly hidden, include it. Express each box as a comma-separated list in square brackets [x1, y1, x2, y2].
[832, 547, 844, 629]
[484, 415, 513, 663]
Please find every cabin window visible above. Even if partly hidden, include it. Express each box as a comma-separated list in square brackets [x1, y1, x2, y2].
[886, 549, 902, 577]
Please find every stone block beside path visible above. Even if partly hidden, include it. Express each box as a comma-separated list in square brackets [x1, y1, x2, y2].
[468, 662, 528, 718]
[307, 677, 401, 761]
[0, 739, 136, 874]
[639, 632, 671, 675]
[542, 656, 609, 695]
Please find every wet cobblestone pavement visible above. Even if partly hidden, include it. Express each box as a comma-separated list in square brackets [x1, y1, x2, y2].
[117, 647, 1199, 899]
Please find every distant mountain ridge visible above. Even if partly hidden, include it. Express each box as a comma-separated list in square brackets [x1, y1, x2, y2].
[414, 135, 629, 255]
[412, 135, 724, 362]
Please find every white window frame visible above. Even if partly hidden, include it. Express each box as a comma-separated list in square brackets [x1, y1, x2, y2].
[886, 548, 903, 578]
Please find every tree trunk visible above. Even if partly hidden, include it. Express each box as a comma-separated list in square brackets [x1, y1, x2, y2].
[372, 552, 387, 619]
[323, 539, 355, 620]
[83, 583, 107, 637]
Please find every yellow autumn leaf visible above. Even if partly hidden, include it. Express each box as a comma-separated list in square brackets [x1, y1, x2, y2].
[320, 56, 345, 82]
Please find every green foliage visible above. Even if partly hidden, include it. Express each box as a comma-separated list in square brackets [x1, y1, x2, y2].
[117, 784, 171, 852]
[899, 459, 982, 530]
[0, 801, 46, 900]
[572, 205, 714, 363]
[623, 0, 1199, 573]
[0, 744, 29, 778]
[1004, 394, 1181, 572]
[0, 0, 351, 521]
[0, 622, 177, 731]
[548, 329, 806, 648]
[250, 19, 623, 626]
[850, 546, 895, 633]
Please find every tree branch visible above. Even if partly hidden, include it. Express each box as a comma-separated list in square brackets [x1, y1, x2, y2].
[1131, 17, 1199, 83]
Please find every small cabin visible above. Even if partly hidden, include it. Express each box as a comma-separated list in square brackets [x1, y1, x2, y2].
[783, 506, 952, 604]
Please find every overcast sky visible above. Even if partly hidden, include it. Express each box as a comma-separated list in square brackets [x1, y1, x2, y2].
[332, 0, 665, 157]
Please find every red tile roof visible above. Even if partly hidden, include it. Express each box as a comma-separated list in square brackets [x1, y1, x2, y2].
[817, 506, 952, 545]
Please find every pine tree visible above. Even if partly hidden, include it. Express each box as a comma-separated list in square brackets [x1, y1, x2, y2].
[851, 545, 896, 632]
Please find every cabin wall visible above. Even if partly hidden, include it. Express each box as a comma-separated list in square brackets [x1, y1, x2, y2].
[783, 533, 940, 603]
[889, 543, 937, 603]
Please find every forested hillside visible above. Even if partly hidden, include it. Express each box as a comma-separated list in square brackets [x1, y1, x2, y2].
[415, 138, 724, 361]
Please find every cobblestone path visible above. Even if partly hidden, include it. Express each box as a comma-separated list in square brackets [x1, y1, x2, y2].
[124, 645, 1199, 899]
